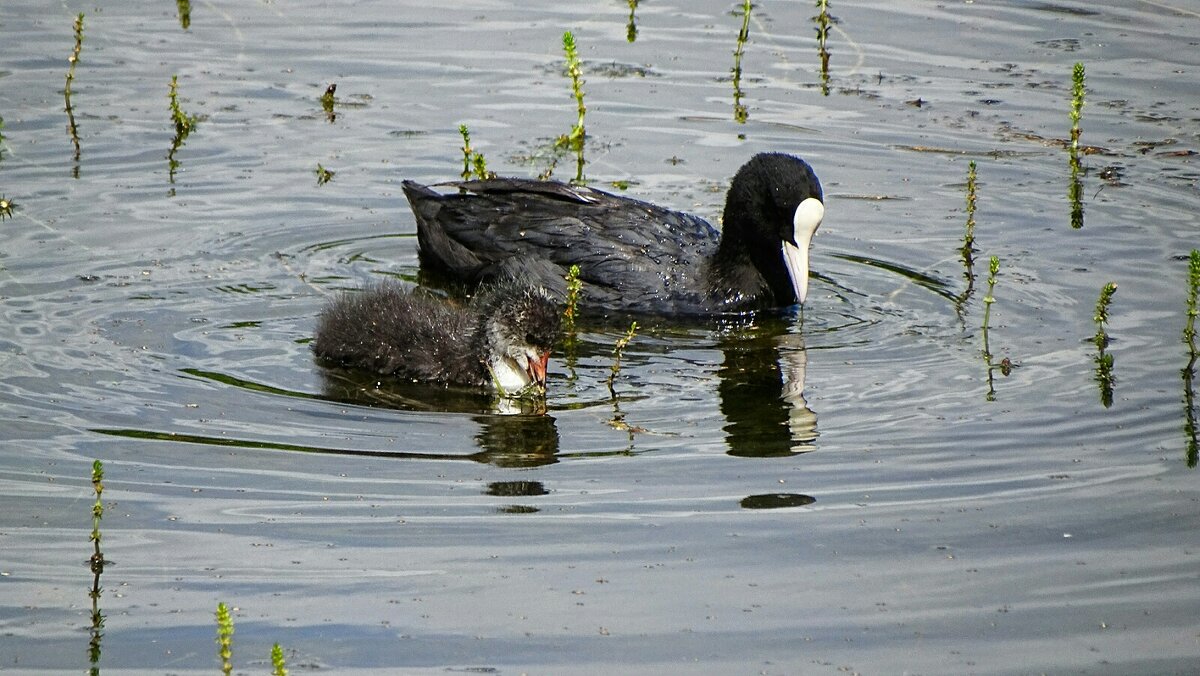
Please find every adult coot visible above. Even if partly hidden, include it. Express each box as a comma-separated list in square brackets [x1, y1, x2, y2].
[312, 280, 560, 394]
[402, 152, 823, 316]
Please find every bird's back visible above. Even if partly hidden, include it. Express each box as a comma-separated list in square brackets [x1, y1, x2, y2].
[313, 284, 484, 385]
[403, 179, 722, 315]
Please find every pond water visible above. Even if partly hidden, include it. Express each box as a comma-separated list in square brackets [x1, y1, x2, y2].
[2, 0, 1198, 673]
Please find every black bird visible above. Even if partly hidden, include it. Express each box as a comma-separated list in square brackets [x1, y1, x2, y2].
[402, 152, 823, 316]
[312, 280, 561, 394]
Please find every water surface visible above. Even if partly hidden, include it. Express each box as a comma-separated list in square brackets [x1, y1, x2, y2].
[1, 1, 1198, 673]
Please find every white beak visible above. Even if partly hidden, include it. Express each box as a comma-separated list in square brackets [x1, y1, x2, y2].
[783, 197, 824, 304]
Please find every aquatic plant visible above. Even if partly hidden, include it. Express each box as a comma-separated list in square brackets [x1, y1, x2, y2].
[176, 0, 191, 29]
[1183, 252, 1198, 463]
[315, 163, 334, 185]
[0, 195, 14, 221]
[1067, 62, 1086, 229]
[732, 0, 752, 123]
[216, 602, 234, 675]
[956, 160, 979, 311]
[64, 13, 84, 164]
[557, 31, 586, 152]
[271, 643, 288, 676]
[562, 264, 583, 332]
[1092, 282, 1117, 407]
[626, 0, 639, 42]
[981, 255, 999, 353]
[607, 321, 638, 398]
[87, 460, 106, 675]
[167, 76, 200, 185]
[458, 124, 492, 180]
[814, 0, 832, 95]
[1069, 62, 1085, 152]
[169, 76, 199, 137]
[962, 161, 978, 256]
[320, 83, 336, 122]
[1184, 249, 1200, 359]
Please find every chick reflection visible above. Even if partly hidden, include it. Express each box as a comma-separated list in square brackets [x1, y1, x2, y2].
[472, 413, 560, 468]
[317, 368, 560, 467]
[717, 316, 817, 457]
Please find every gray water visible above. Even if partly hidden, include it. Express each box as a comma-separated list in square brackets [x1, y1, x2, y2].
[2, 1, 1198, 674]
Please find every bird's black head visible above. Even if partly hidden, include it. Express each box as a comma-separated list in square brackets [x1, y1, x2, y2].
[719, 153, 825, 305]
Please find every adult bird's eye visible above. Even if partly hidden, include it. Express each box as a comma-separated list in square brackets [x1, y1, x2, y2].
[526, 333, 536, 345]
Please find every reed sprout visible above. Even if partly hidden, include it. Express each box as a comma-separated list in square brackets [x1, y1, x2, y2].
[271, 643, 288, 676]
[458, 124, 492, 180]
[216, 602, 234, 675]
[1069, 62, 1085, 152]
[1068, 62, 1086, 229]
[814, 0, 832, 95]
[64, 13, 84, 165]
[550, 31, 588, 183]
[557, 31, 586, 151]
[87, 460, 107, 675]
[732, 0, 752, 123]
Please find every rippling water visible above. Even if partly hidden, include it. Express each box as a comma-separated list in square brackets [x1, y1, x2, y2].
[2, 0, 1198, 673]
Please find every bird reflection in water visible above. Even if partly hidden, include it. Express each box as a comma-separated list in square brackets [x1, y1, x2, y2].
[317, 368, 560, 468]
[717, 314, 817, 458]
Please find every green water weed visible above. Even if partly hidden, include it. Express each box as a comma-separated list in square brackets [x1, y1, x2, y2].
[87, 460, 106, 675]
[315, 163, 334, 185]
[216, 602, 234, 675]
[271, 643, 288, 676]
[65, 13, 84, 164]
[626, 0, 639, 42]
[732, 0, 752, 123]
[814, 0, 832, 95]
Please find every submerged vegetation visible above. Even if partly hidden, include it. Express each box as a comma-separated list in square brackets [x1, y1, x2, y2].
[731, 0, 752, 123]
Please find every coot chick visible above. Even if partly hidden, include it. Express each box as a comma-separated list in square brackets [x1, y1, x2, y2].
[402, 152, 823, 316]
[312, 280, 561, 394]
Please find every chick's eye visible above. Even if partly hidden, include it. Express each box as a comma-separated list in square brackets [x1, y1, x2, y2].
[525, 333, 536, 345]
